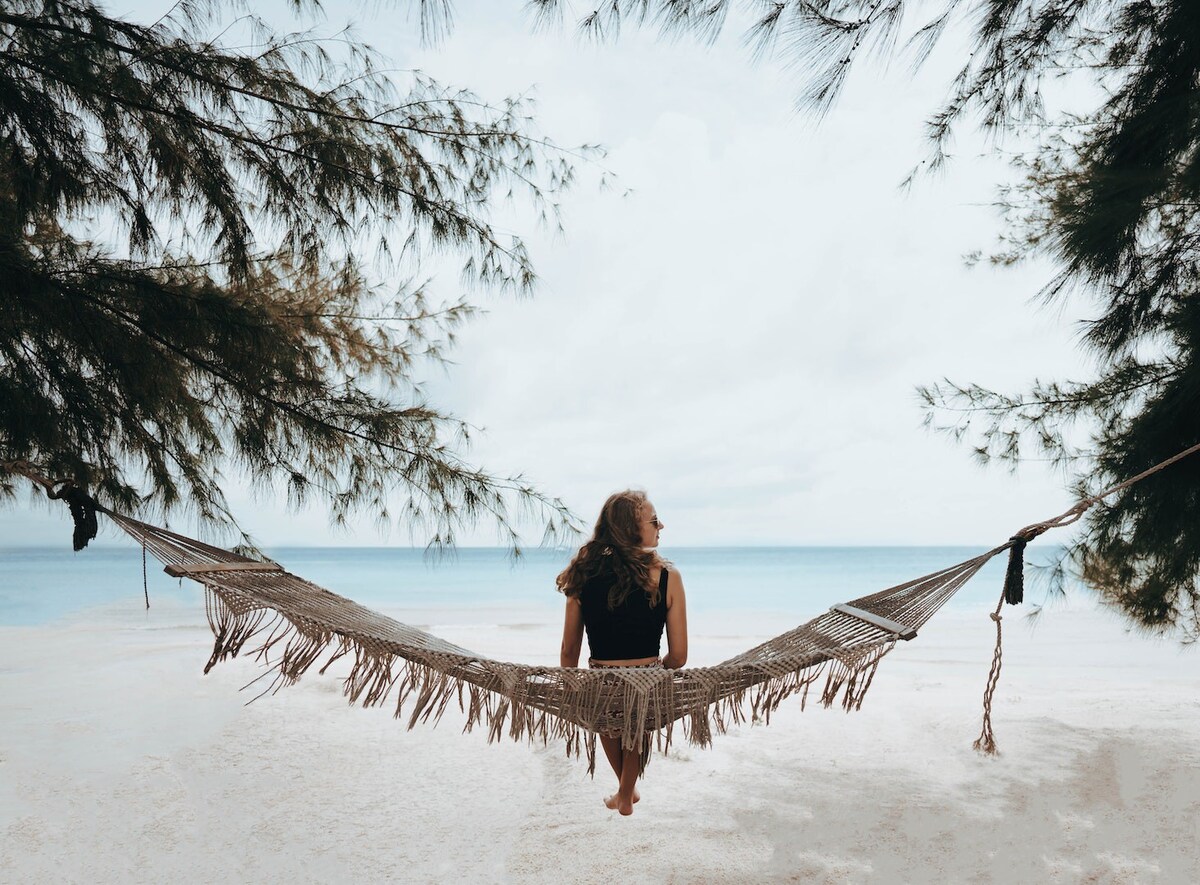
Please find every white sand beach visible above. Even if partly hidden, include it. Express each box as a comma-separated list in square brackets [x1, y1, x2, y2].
[2, 590, 1198, 884]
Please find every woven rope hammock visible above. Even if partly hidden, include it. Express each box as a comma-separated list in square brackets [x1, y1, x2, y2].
[9, 440, 1200, 771]
[106, 510, 1000, 772]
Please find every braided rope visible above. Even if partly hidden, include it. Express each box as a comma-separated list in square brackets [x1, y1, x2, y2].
[973, 589, 1006, 755]
[1007, 439, 1200, 544]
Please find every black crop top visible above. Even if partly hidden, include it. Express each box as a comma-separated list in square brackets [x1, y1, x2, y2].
[580, 566, 669, 661]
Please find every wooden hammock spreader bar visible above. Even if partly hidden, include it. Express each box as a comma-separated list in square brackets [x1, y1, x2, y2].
[163, 561, 284, 578]
[829, 603, 917, 641]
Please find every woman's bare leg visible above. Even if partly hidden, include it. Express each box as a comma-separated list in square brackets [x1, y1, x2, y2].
[600, 734, 623, 779]
[599, 734, 640, 810]
[600, 735, 623, 811]
[614, 743, 640, 816]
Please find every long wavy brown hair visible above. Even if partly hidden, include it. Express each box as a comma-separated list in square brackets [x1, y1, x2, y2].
[556, 489, 666, 610]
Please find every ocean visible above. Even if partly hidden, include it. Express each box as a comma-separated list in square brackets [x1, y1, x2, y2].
[0, 543, 1060, 629]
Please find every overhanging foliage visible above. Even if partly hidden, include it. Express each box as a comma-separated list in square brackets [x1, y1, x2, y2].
[0, 0, 590, 548]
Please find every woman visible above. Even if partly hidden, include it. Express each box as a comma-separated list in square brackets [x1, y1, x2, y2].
[557, 490, 688, 816]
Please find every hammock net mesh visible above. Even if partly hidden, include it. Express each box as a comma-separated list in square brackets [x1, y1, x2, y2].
[108, 511, 1010, 772]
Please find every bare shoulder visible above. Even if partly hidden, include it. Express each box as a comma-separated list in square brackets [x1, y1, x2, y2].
[657, 563, 683, 584]
[664, 566, 685, 604]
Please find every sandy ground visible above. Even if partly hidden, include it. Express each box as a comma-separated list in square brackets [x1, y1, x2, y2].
[2, 593, 1198, 884]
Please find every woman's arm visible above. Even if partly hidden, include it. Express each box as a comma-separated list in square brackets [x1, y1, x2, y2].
[560, 597, 585, 668]
[661, 569, 688, 669]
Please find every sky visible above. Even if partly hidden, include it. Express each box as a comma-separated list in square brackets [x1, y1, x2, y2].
[4, 1, 1099, 549]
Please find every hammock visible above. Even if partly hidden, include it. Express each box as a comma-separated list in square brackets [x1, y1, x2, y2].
[107, 510, 1017, 771]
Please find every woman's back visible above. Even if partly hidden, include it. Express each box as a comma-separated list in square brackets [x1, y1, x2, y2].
[579, 566, 668, 661]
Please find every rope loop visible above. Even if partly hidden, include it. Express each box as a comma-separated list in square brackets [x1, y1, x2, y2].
[1011, 525, 1045, 543]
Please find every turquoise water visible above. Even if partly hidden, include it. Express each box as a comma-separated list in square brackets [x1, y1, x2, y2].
[0, 544, 1059, 627]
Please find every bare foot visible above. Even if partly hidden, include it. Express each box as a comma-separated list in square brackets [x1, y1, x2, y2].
[604, 789, 640, 810]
